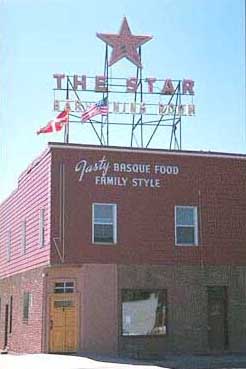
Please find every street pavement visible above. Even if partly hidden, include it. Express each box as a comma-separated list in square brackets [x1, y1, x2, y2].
[0, 354, 160, 369]
[0, 353, 246, 369]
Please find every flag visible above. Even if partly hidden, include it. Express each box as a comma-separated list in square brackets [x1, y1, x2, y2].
[36, 110, 69, 135]
[81, 98, 108, 122]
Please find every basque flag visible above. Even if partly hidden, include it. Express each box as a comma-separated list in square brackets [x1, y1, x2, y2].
[36, 110, 69, 135]
[81, 98, 108, 122]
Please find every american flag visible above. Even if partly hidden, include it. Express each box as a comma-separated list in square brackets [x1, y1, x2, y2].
[81, 98, 108, 122]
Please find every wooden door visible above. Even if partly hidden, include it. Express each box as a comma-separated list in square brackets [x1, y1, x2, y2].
[208, 286, 228, 351]
[49, 294, 79, 353]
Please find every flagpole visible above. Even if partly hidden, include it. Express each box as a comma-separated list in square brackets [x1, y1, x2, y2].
[64, 76, 69, 144]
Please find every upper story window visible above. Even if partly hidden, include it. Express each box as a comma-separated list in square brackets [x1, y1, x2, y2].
[92, 203, 117, 244]
[7, 230, 11, 262]
[175, 206, 198, 246]
[39, 209, 45, 247]
[54, 281, 75, 294]
[21, 219, 27, 254]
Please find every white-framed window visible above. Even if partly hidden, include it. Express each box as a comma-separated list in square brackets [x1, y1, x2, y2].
[54, 281, 75, 294]
[92, 203, 117, 244]
[23, 292, 31, 322]
[21, 219, 27, 254]
[175, 206, 198, 246]
[39, 209, 45, 247]
[7, 230, 11, 261]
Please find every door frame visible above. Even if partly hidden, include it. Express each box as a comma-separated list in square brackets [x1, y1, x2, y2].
[48, 293, 80, 353]
[207, 286, 228, 351]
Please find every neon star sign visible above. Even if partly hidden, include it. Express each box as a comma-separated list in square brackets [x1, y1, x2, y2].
[96, 17, 152, 68]
[52, 17, 196, 135]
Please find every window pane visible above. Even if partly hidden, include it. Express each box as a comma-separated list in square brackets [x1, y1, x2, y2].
[177, 226, 195, 244]
[54, 282, 74, 293]
[122, 290, 167, 336]
[64, 287, 74, 293]
[23, 292, 30, 321]
[176, 207, 194, 226]
[55, 282, 65, 288]
[94, 205, 113, 223]
[94, 224, 114, 243]
[65, 282, 74, 288]
[54, 300, 74, 308]
[54, 288, 65, 293]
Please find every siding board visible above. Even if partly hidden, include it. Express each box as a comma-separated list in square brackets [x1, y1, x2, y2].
[0, 150, 51, 279]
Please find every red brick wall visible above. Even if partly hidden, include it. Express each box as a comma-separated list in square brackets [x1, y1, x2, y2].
[0, 267, 45, 353]
[49, 144, 246, 266]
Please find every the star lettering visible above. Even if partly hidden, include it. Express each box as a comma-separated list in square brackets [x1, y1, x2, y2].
[96, 17, 152, 68]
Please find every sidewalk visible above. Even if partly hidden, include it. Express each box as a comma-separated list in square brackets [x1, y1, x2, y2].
[0, 353, 246, 369]
[0, 353, 158, 369]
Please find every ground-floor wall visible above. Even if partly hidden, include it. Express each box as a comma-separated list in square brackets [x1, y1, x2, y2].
[0, 267, 45, 353]
[44, 264, 118, 355]
[118, 265, 246, 357]
[0, 264, 245, 356]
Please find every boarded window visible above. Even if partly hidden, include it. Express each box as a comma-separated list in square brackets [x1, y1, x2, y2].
[122, 289, 167, 336]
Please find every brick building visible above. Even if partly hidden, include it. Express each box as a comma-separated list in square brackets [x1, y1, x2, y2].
[0, 142, 245, 356]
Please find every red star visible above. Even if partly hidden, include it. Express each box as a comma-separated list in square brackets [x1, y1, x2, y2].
[96, 17, 152, 68]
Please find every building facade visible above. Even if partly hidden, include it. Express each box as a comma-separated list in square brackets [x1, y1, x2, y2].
[0, 143, 245, 357]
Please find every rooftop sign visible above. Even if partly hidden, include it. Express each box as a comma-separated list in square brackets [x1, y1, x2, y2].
[51, 17, 196, 149]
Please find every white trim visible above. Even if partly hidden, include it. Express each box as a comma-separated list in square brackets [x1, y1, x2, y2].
[92, 203, 117, 245]
[175, 206, 198, 246]
[54, 281, 75, 293]
[48, 143, 246, 161]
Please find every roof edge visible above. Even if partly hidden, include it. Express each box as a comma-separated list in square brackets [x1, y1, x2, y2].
[48, 142, 246, 160]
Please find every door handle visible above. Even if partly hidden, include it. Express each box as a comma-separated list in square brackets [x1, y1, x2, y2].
[50, 320, 53, 330]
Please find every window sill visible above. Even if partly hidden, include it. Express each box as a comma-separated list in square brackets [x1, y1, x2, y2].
[175, 243, 199, 247]
[92, 242, 118, 246]
[121, 333, 168, 337]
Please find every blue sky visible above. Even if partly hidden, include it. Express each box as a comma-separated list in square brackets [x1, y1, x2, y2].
[0, 0, 245, 202]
